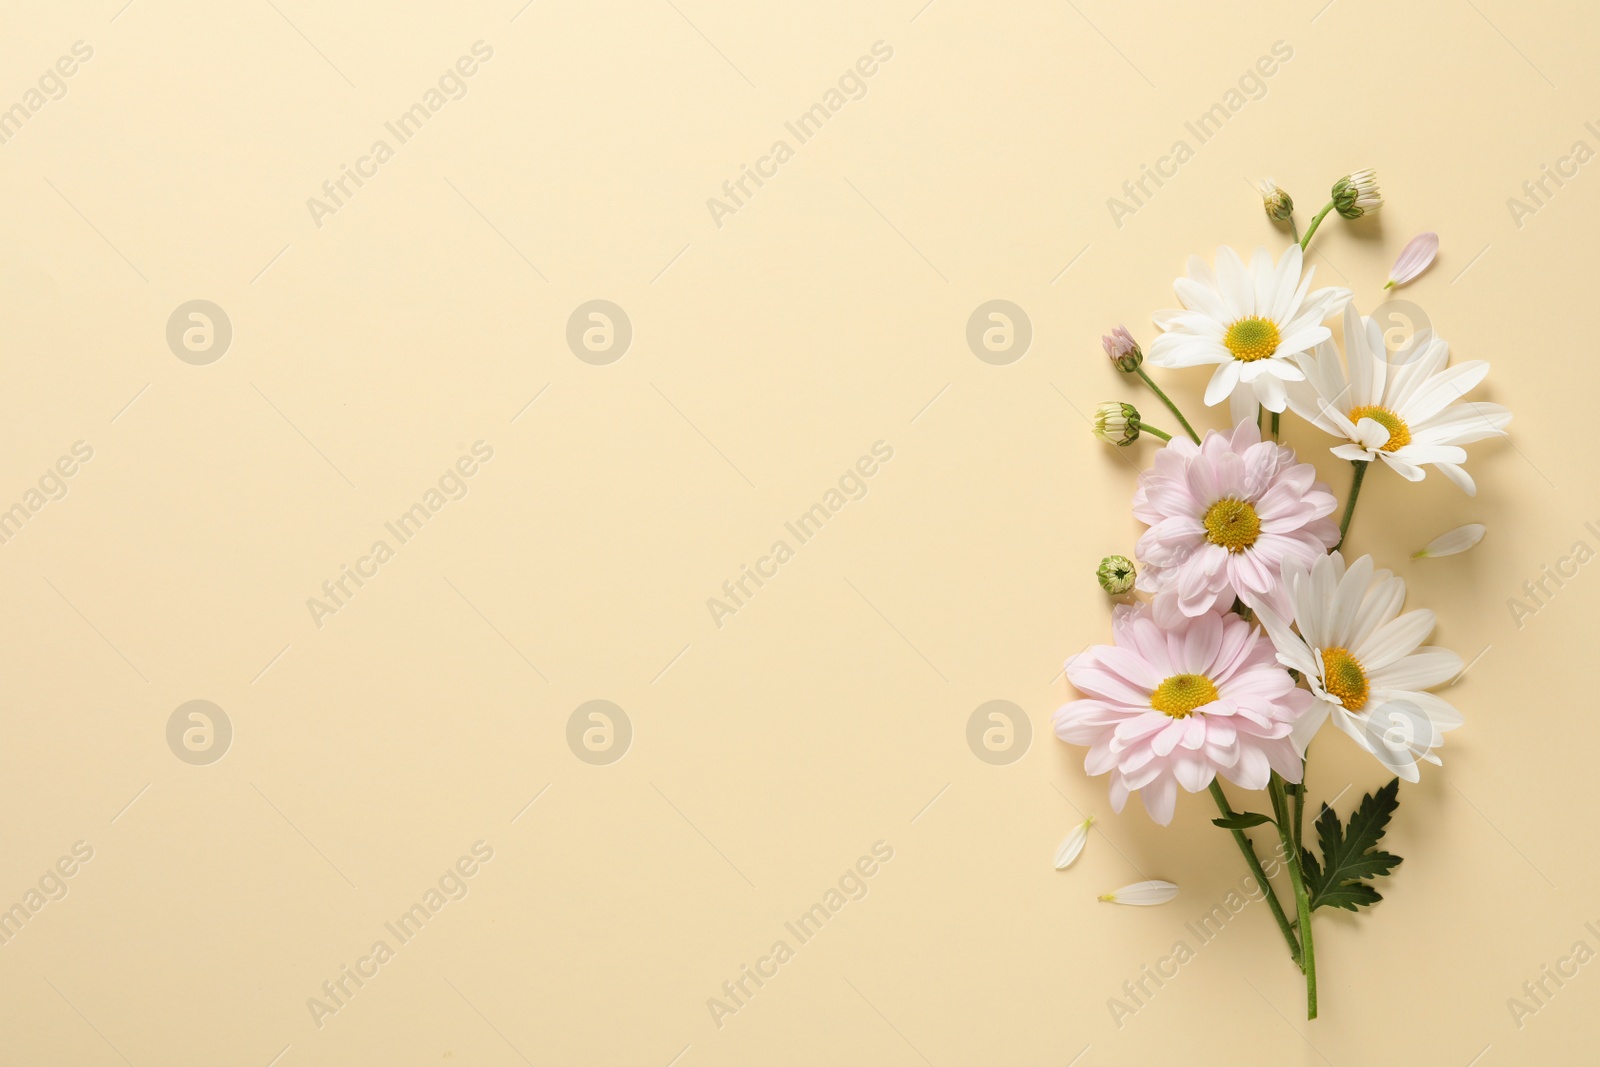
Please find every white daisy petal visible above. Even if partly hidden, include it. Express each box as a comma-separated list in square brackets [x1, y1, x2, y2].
[1434, 462, 1478, 496]
[1215, 246, 1255, 319]
[1054, 815, 1095, 869]
[1414, 523, 1486, 559]
[1099, 880, 1180, 906]
[1289, 698, 1332, 755]
[1343, 303, 1375, 405]
[1228, 382, 1258, 427]
[1356, 609, 1436, 670]
[1367, 648, 1463, 692]
[1205, 360, 1244, 406]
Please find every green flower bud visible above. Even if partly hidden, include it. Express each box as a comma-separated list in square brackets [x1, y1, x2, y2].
[1102, 325, 1143, 372]
[1332, 168, 1381, 219]
[1258, 179, 1294, 222]
[1093, 402, 1140, 446]
[1097, 555, 1136, 595]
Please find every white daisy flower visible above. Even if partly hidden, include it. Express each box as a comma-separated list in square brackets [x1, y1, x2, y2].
[1149, 245, 1352, 426]
[1287, 304, 1512, 495]
[1249, 552, 1463, 782]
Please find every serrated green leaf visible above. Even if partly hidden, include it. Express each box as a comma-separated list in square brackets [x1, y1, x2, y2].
[1212, 812, 1274, 830]
[1300, 846, 1322, 891]
[1313, 882, 1384, 912]
[1306, 778, 1404, 912]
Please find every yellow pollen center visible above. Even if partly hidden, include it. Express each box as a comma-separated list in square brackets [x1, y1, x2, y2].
[1151, 674, 1219, 718]
[1224, 317, 1281, 362]
[1347, 405, 1412, 451]
[1202, 498, 1261, 552]
[1320, 647, 1369, 710]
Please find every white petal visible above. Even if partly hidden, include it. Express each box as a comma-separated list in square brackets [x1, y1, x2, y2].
[1290, 698, 1333, 755]
[1229, 379, 1258, 426]
[1054, 816, 1095, 870]
[1099, 880, 1180, 906]
[1414, 523, 1486, 559]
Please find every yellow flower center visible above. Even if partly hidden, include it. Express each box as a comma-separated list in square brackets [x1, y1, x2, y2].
[1202, 498, 1261, 553]
[1347, 405, 1412, 451]
[1320, 647, 1369, 710]
[1224, 317, 1281, 362]
[1150, 673, 1219, 718]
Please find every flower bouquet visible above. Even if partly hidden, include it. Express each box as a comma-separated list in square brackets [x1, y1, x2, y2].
[1055, 171, 1510, 1019]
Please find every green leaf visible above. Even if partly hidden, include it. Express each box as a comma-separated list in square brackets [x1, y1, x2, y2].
[1212, 812, 1274, 830]
[1305, 778, 1403, 912]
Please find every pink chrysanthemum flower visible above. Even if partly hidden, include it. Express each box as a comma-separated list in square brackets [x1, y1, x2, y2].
[1133, 421, 1338, 625]
[1054, 605, 1310, 824]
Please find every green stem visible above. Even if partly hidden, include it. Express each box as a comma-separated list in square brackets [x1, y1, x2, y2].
[1271, 775, 1318, 1019]
[1133, 367, 1201, 444]
[1270, 411, 1280, 441]
[1208, 780, 1302, 968]
[1133, 420, 1171, 442]
[1292, 765, 1306, 857]
[1332, 460, 1369, 552]
[1299, 200, 1336, 252]
[1288, 214, 1301, 244]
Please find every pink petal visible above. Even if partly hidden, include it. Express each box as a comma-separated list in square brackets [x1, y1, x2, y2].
[1386, 232, 1439, 288]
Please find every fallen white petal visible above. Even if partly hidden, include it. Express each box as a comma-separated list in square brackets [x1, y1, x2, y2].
[1413, 523, 1485, 558]
[1098, 880, 1179, 906]
[1386, 232, 1439, 288]
[1054, 815, 1095, 869]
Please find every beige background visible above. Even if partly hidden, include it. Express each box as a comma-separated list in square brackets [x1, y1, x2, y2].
[0, 0, 1592, 1063]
